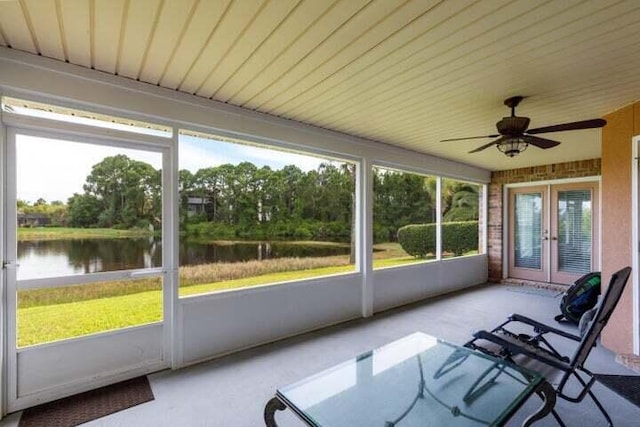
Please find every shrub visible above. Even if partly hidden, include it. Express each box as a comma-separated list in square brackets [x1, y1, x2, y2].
[442, 221, 478, 256]
[294, 225, 313, 240]
[398, 221, 478, 258]
[397, 224, 436, 257]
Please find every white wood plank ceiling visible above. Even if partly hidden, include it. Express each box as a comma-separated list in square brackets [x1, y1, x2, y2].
[1, 0, 640, 171]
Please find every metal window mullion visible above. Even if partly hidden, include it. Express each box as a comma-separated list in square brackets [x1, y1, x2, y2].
[167, 127, 179, 368]
[5, 127, 18, 410]
[436, 177, 442, 260]
[632, 136, 640, 355]
[546, 185, 552, 283]
[2, 113, 172, 150]
[482, 183, 488, 255]
[0, 100, 6, 420]
[360, 158, 373, 318]
[16, 268, 165, 290]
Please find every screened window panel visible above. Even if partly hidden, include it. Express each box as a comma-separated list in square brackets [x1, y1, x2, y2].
[557, 190, 592, 274]
[514, 193, 542, 269]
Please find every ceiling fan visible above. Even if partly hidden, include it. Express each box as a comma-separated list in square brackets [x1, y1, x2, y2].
[441, 96, 606, 157]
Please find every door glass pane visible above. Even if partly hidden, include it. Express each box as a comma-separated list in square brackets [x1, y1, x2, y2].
[441, 178, 482, 259]
[177, 130, 355, 297]
[16, 135, 163, 280]
[372, 167, 437, 269]
[15, 133, 164, 347]
[514, 193, 542, 269]
[18, 277, 162, 347]
[557, 190, 591, 274]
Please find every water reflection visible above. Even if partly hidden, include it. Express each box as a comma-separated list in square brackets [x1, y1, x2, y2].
[17, 238, 350, 280]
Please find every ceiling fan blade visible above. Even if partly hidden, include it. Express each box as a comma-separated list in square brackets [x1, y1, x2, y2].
[527, 118, 606, 135]
[441, 134, 500, 142]
[468, 138, 504, 153]
[523, 135, 561, 149]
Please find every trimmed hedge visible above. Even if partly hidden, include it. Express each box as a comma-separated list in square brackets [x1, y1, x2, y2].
[398, 221, 479, 257]
[397, 224, 436, 258]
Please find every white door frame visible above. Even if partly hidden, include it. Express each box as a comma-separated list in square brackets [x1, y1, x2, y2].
[503, 176, 602, 283]
[631, 135, 640, 355]
[3, 121, 174, 411]
[0, 109, 6, 420]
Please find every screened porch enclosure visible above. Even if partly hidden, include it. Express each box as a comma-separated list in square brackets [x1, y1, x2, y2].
[1, 0, 639, 421]
[0, 53, 488, 414]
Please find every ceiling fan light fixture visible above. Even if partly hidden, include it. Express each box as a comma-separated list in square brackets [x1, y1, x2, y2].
[442, 96, 606, 157]
[497, 137, 528, 157]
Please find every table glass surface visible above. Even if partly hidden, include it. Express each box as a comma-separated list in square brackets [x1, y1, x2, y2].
[277, 332, 543, 427]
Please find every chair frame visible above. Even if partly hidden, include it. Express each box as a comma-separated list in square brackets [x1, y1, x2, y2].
[465, 266, 632, 427]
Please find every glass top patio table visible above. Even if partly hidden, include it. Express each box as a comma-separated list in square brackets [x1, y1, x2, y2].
[265, 332, 550, 427]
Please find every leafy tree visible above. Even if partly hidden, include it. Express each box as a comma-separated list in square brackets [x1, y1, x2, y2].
[442, 179, 479, 221]
[374, 169, 434, 242]
[80, 155, 160, 228]
[17, 199, 29, 211]
[67, 193, 102, 227]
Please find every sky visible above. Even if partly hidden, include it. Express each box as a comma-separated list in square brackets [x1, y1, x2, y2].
[16, 133, 325, 204]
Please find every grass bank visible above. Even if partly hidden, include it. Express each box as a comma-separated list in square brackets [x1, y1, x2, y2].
[18, 243, 431, 346]
[18, 259, 352, 346]
[18, 227, 154, 241]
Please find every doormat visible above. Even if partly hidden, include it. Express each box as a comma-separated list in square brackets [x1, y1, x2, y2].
[595, 374, 640, 408]
[19, 376, 154, 427]
[506, 286, 562, 298]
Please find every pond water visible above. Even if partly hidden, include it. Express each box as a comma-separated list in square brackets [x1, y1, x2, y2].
[17, 238, 351, 280]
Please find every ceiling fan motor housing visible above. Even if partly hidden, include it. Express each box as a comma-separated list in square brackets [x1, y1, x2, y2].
[496, 116, 530, 135]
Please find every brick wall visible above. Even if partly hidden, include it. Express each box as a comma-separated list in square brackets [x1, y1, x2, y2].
[488, 159, 601, 282]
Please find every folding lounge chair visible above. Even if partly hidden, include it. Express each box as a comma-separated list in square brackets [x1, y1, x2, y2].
[464, 266, 631, 427]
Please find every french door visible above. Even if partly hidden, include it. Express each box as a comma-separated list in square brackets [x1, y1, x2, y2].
[509, 182, 599, 285]
[4, 126, 172, 411]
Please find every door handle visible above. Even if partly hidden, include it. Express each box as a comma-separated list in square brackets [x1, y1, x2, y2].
[551, 237, 558, 241]
[2, 261, 20, 269]
[542, 236, 549, 240]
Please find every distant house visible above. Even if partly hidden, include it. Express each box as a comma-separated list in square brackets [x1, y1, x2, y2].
[17, 213, 51, 227]
[187, 197, 210, 217]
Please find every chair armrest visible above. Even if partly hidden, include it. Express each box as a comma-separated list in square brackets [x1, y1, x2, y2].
[473, 330, 571, 372]
[508, 313, 581, 341]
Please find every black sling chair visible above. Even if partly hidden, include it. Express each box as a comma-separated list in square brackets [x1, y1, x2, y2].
[465, 266, 631, 426]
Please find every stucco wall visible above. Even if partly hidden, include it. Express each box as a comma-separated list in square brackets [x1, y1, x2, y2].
[601, 102, 640, 354]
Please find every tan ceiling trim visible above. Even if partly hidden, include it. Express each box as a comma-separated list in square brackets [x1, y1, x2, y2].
[221, 0, 343, 104]
[202, 0, 304, 98]
[141, 0, 197, 84]
[114, 0, 130, 75]
[136, 0, 165, 81]
[89, 0, 95, 69]
[18, 0, 39, 53]
[193, 0, 274, 95]
[263, 0, 445, 113]
[238, 0, 372, 108]
[54, 0, 69, 62]
[174, 0, 233, 91]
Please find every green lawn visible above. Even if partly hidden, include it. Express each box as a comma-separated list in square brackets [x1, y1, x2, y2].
[17, 241, 433, 347]
[18, 227, 154, 240]
[18, 256, 425, 347]
[19, 290, 163, 347]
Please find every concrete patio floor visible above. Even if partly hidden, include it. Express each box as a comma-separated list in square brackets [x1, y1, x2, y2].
[2, 282, 639, 426]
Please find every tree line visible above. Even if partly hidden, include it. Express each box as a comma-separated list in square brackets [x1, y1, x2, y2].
[19, 155, 479, 242]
